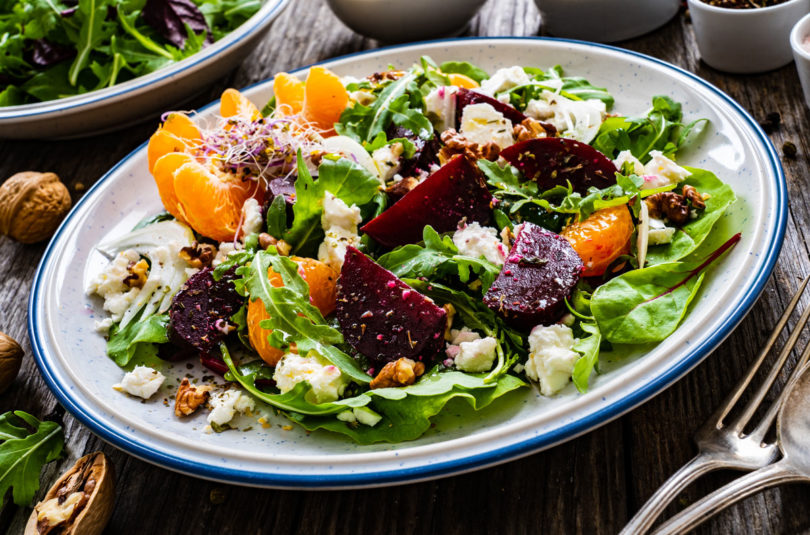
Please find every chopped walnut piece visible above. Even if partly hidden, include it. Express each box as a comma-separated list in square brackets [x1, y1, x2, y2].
[443, 303, 456, 341]
[175, 378, 212, 417]
[368, 70, 404, 83]
[123, 259, 149, 289]
[385, 176, 421, 200]
[370, 358, 426, 389]
[259, 232, 278, 250]
[439, 129, 501, 164]
[179, 241, 217, 268]
[275, 239, 292, 256]
[512, 117, 551, 142]
[682, 184, 706, 210]
[645, 192, 689, 226]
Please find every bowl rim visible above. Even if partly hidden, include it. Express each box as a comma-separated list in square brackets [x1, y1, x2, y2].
[28, 36, 787, 489]
[791, 12, 810, 60]
[687, 0, 807, 15]
[0, 0, 290, 120]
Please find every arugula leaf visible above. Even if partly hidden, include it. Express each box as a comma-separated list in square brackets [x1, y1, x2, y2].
[439, 60, 489, 83]
[265, 194, 288, 239]
[645, 167, 736, 265]
[572, 322, 601, 392]
[506, 65, 614, 110]
[0, 411, 64, 507]
[239, 250, 371, 384]
[106, 313, 169, 367]
[68, 0, 112, 86]
[591, 233, 740, 344]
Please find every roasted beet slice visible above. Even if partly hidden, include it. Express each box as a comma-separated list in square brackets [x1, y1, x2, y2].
[500, 137, 617, 194]
[361, 155, 492, 247]
[336, 247, 447, 367]
[455, 87, 527, 126]
[483, 223, 583, 329]
[386, 125, 441, 177]
[168, 267, 242, 355]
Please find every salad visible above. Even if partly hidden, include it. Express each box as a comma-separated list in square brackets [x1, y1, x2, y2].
[0, 0, 261, 106]
[85, 58, 737, 444]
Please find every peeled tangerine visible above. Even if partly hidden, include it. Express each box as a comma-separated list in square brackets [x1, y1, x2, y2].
[247, 257, 338, 365]
[561, 204, 634, 277]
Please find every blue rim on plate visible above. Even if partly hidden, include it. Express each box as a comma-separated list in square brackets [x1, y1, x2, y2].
[0, 0, 289, 119]
[28, 36, 787, 488]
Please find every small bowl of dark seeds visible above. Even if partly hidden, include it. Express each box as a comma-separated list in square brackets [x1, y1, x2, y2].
[687, 0, 810, 73]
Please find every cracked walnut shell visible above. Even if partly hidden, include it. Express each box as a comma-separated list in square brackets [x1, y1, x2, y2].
[0, 172, 71, 244]
[0, 332, 23, 393]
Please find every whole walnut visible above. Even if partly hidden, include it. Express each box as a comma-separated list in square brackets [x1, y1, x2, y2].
[0, 332, 23, 394]
[0, 172, 71, 244]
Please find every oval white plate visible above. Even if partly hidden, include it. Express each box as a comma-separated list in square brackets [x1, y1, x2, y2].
[0, 0, 289, 140]
[30, 38, 785, 489]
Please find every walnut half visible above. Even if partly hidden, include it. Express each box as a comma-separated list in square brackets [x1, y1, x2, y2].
[370, 358, 426, 389]
[645, 191, 689, 226]
[439, 129, 501, 164]
[175, 378, 212, 417]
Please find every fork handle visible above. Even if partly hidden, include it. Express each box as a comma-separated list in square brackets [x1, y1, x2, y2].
[651, 461, 806, 535]
[620, 454, 722, 535]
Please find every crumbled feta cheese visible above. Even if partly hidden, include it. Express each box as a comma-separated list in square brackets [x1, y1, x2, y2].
[372, 142, 405, 181]
[449, 327, 481, 345]
[525, 324, 579, 396]
[479, 66, 531, 96]
[424, 85, 459, 132]
[94, 317, 113, 335]
[648, 217, 676, 245]
[207, 388, 256, 426]
[241, 198, 263, 236]
[640, 151, 691, 189]
[613, 150, 645, 176]
[86, 249, 142, 322]
[273, 352, 349, 404]
[454, 336, 498, 372]
[452, 222, 507, 266]
[212, 242, 242, 267]
[113, 366, 165, 399]
[317, 192, 362, 271]
[460, 103, 514, 150]
[524, 90, 606, 143]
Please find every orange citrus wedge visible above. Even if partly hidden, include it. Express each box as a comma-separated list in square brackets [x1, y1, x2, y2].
[220, 88, 261, 121]
[447, 73, 479, 89]
[273, 72, 305, 116]
[561, 205, 634, 277]
[302, 66, 349, 135]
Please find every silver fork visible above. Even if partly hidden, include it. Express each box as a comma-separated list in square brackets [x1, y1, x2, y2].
[620, 276, 810, 535]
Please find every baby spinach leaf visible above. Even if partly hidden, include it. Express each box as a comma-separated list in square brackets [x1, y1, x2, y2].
[0, 411, 64, 507]
[317, 155, 382, 206]
[645, 167, 736, 265]
[106, 313, 169, 367]
[439, 60, 490, 83]
[591, 233, 740, 344]
[239, 250, 371, 384]
[572, 322, 601, 392]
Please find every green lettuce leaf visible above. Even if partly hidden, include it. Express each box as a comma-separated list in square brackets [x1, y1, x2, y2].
[106, 313, 169, 367]
[0, 411, 64, 507]
[572, 322, 601, 392]
[439, 60, 490, 83]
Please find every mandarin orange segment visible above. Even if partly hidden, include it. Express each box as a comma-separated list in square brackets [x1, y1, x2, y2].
[302, 66, 349, 135]
[151, 152, 193, 223]
[561, 204, 634, 277]
[447, 73, 479, 89]
[273, 72, 305, 116]
[148, 128, 187, 173]
[162, 112, 202, 142]
[172, 159, 257, 242]
[248, 292, 285, 366]
[220, 88, 261, 121]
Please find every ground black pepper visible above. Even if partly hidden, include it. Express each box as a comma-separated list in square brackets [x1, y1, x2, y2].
[702, 0, 788, 7]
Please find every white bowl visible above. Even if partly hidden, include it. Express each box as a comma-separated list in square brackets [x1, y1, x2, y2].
[0, 0, 290, 140]
[533, 0, 681, 43]
[326, 0, 487, 42]
[688, 0, 810, 74]
[791, 13, 810, 108]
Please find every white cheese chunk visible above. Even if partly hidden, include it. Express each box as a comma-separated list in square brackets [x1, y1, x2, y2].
[452, 222, 507, 266]
[524, 90, 605, 143]
[212, 242, 242, 267]
[525, 324, 579, 396]
[207, 388, 256, 426]
[454, 336, 498, 372]
[648, 217, 677, 245]
[479, 66, 531, 96]
[460, 103, 514, 150]
[640, 150, 691, 189]
[371, 142, 405, 181]
[86, 249, 142, 322]
[273, 352, 349, 404]
[317, 192, 362, 271]
[613, 150, 645, 176]
[113, 366, 165, 399]
[241, 198, 263, 237]
[424, 85, 459, 132]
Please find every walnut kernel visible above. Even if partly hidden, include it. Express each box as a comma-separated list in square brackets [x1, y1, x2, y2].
[175, 378, 212, 417]
[370, 358, 426, 389]
[0, 172, 71, 244]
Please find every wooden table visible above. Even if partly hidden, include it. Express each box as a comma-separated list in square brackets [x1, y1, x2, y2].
[1, 0, 808, 533]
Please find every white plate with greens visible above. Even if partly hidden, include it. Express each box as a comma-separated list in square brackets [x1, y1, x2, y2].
[29, 37, 785, 488]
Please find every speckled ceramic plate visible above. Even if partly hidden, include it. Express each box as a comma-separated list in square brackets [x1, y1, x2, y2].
[29, 38, 786, 489]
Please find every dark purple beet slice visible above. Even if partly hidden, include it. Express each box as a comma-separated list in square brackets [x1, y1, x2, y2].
[483, 223, 583, 329]
[361, 155, 492, 248]
[336, 247, 447, 367]
[386, 125, 441, 177]
[500, 137, 617, 194]
[455, 87, 527, 126]
[168, 267, 243, 355]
